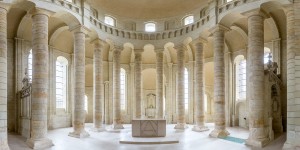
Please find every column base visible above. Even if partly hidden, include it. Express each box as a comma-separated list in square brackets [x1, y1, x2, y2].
[68, 130, 90, 138]
[106, 124, 124, 132]
[0, 139, 10, 150]
[245, 138, 269, 148]
[192, 125, 209, 132]
[90, 126, 106, 132]
[282, 141, 300, 150]
[174, 123, 188, 130]
[209, 129, 230, 138]
[26, 138, 54, 149]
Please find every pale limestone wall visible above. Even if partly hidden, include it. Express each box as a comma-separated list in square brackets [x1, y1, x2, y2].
[7, 39, 15, 132]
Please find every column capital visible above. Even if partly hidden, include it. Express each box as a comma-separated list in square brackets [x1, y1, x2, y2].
[130, 63, 135, 67]
[209, 24, 230, 34]
[0, 3, 10, 11]
[154, 49, 164, 53]
[174, 44, 187, 51]
[70, 25, 90, 34]
[134, 49, 144, 54]
[90, 38, 103, 45]
[246, 10, 268, 19]
[28, 8, 52, 17]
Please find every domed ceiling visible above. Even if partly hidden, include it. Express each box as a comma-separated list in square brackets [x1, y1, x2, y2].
[87, 0, 207, 19]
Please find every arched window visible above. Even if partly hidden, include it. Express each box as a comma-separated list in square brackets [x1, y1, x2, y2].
[104, 16, 115, 26]
[227, 0, 233, 2]
[145, 22, 156, 32]
[56, 56, 68, 109]
[28, 50, 33, 82]
[120, 68, 126, 110]
[235, 55, 246, 100]
[85, 95, 88, 112]
[264, 47, 272, 64]
[184, 15, 194, 25]
[184, 68, 189, 110]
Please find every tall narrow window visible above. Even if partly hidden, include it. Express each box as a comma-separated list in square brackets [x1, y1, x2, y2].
[235, 55, 246, 100]
[85, 95, 88, 112]
[120, 68, 126, 110]
[184, 68, 189, 110]
[28, 50, 33, 81]
[184, 15, 194, 25]
[56, 56, 68, 109]
[104, 16, 115, 26]
[145, 22, 156, 32]
[264, 47, 272, 64]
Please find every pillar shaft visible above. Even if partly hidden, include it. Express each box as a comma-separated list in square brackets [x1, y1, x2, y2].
[174, 46, 187, 129]
[193, 42, 208, 132]
[209, 26, 229, 137]
[112, 49, 124, 129]
[27, 9, 53, 149]
[134, 51, 142, 119]
[69, 27, 89, 138]
[246, 13, 269, 147]
[283, 4, 300, 149]
[0, 6, 9, 150]
[92, 40, 105, 131]
[155, 49, 164, 119]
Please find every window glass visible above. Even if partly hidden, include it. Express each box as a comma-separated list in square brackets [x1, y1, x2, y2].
[56, 56, 68, 109]
[184, 16, 194, 25]
[28, 50, 32, 82]
[184, 68, 189, 110]
[120, 68, 126, 110]
[145, 23, 156, 32]
[104, 16, 115, 26]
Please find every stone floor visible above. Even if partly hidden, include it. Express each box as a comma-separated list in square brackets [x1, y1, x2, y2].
[8, 123, 285, 150]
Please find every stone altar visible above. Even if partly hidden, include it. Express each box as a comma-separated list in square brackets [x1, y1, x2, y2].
[132, 119, 166, 137]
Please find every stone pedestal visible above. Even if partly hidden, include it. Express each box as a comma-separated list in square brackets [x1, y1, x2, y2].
[26, 9, 54, 149]
[192, 41, 209, 132]
[209, 25, 229, 138]
[132, 119, 166, 137]
[69, 27, 90, 138]
[245, 13, 269, 147]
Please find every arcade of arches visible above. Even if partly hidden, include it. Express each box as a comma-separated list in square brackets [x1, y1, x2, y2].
[0, 0, 299, 149]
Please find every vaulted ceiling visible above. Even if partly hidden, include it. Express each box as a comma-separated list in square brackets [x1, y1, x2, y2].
[87, 0, 207, 19]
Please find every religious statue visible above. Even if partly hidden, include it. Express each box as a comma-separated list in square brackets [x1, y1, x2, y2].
[22, 69, 31, 89]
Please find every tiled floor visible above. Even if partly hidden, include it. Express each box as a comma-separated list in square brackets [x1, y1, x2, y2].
[8, 123, 285, 150]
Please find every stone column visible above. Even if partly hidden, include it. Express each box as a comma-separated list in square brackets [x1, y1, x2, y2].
[245, 13, 269, 147]
[91, 39, 105, 132]
[112, 48, 124, 129]
[155, 49, 164, 119]
[134, 49, 143, 119]
[192, 41, 209, 132]
[26, 9, 54, 149]
[174, 45, 187, 129]
[284, 3, 300, 149]
[68, 26, 89, 138]
[209, 25, 230, 138]
[0, 4, 9, 150]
